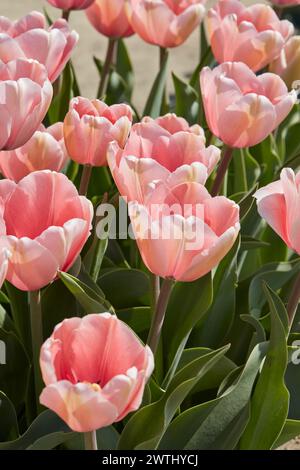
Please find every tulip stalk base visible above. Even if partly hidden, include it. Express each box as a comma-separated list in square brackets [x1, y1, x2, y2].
[84, 430, 98, 450]
[147, 278, 174, 355]
[97, 38, 117, 99]
[79, 164, 93, 196]
[211, 146, 234, 197]
[29, 290, 43, 414]
[287, 271, 300, 327]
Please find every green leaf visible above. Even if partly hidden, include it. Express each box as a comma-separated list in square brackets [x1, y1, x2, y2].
[159, 342, 268, 450]
[117, 306, 151, 336]
[98, 268, 150, 309]
[191, 238, 240, 348]
[0, 410, 72, 450]
[172, 73, 199, 124]
[249, 259, 300, 318]
[143, 51, 169, 118]
[58, 271, 113, 313]
[239, 285, 289, 449]
[0, 391, 18, 442]
[0, 327, 30, 408]
[241, 236, 270, 251]
[4, 281, 30, 352]
[118, 345, 229, 450]
[162, 273, 213, 379]
[272, 419, 300, 448]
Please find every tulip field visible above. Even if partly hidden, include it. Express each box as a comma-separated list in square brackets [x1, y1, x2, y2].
[1, 0, 300, 454]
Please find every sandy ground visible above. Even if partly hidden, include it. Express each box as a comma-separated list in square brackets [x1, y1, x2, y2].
[1, 0, 299, 451]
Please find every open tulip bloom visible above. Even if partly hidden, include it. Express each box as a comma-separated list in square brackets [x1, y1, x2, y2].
[0, 11, 78, 83]
[1, 0, 300, 454]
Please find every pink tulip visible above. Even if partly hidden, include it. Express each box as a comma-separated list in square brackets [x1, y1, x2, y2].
[64, 97, 133, 166]
[0, 11, 78, 82]
[126, 0, 205, 48]
[269, 36, 300, 89]
[128, 181, 240, 281]
[255, 168, 300, 255]
[46, 0, 95, 10]
[0, 171, 93, 291]
[0, 247, 10, 289]
[142, 113, 205, 136]
[0, 123, 68, 182]
[200, 61, 296, 148]
[207, 0, 293, 72]
[40, 313, 154, 432]
[108, 118, 220, 204]
[0, 59, 53, 151]
[86, 0, 134, 38]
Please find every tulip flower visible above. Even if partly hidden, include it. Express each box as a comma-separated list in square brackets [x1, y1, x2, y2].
[0, 123, 68, 182]
[207, 0, 293, 72]
[64, 97, 133, 167]
[269, 36, 300, 90]
[0, 59, 53, 151]
[200, 61, 296, 149]
[126, 0, 205, 48]
[108, 118, 220, 204]
[39, 313, 154, 432]
[0, 171, 93, 291]
[142, 113, 205, 136]
[46, 0, 95, 10]
[255, 168, 300, 255]
[86, 0, 134, 38]
[128, 181, 240, 281]
[0, 11, 78, 82]
[0, 248, 10, 290]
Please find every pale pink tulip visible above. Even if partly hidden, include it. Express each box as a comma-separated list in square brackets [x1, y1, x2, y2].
[0, 171, 93, 291]
[0, 11, 78, 82]
[255, 168, 300, 255]
[0, 59, 53, 151]
[270, 36, 300, 89]
[142, 113, 205, 136]
[207, 0, 293, 72]
[0, 123, 68, 182]
[86, 0, 134, 38]
[40, 313, 154, 432]
[64, 97, 133, 166]
[129, 182, 240, 281]
[126, 0, 205, 48]
[0, 247, 10, 289]
[200, 61, 296, 148]
[46, 0, 95, 10]
[108, 118, 220, 204]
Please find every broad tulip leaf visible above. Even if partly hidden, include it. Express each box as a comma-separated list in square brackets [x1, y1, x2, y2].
[118, 345, 229, 450]
[59, 271, 113, 314]
[143, 52, 169, 118]
[172, 73, 199, 124]
[159, 342, 268, 449]
[191, 238, 240, 348]
[162, 272, 213, 378]
[0, 327, 30, 408]
[239, 285, 289, 449]
[0, 391, 18, 442]
[272, 419, 300, 448]
[98, 268, 150, 309]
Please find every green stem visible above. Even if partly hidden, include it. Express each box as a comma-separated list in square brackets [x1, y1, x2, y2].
[159, 47, 168, 113]
[79, 164, 92, 196]
[84, 430, 98, 450]
[29, 290, 43, 414]
[150, 274, 160, 313]
[147, 278, 174, 355]
[97, 38, 117, 99]
[287, 271, 300, 327]
[62, 10, 70, 21]
[211, 146, 234, 197]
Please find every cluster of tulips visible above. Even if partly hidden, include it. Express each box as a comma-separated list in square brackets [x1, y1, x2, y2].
[1, 0, 300, 451]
